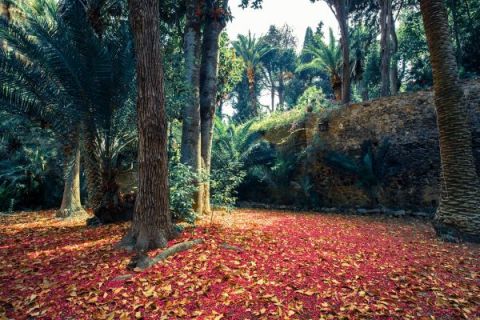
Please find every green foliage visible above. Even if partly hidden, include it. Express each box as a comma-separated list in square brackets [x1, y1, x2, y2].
[297, 28, 342, 80]
[217, 32, 244, 112]
[0, 113, 62, 211]
[324, 139, 393, 206]
[210, 119, 250, 209]
[296, 86, 327, 110]
[168, 161, 198, 224]
[0, 0, 137, 211]
[397, 5, 433, 90]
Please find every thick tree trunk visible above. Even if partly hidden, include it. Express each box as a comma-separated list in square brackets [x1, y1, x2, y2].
[57, 139, 87, 219]
[420, 0, 480, 242]
[199, 0, 227, 215]
[332, 73, 342, 102]
[379, 0, 391, 97]
[121, 0, 175, 251]
[82, 125, 103, 209]
[180, 0, 203, 215]
[388, 4, 399, 95]
[335, 1, 351, 104]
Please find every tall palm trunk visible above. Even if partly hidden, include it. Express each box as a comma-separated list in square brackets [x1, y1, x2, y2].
[332, 73, 342, 102]
[57, 135, 87, 219]
[180, 0, 203, 214]
[121, 0, 174, 251]
[420, 0, 480, 242]
[247, 67, 258, 117]
[199, 0, 227, 215]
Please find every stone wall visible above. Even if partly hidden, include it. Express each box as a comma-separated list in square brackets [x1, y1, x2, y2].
[252, 80, 480, 212]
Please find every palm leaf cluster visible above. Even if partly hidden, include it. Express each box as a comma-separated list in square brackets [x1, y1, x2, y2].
[297, 28, 342, 79]
[232, 32, 272, 78]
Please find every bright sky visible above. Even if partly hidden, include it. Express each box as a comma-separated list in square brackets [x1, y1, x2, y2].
[226, 0, 339, 50]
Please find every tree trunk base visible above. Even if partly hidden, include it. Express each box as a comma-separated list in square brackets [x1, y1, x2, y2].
[432, 220, 480, 243]
[56, 208, 89, 220]
[128, 239, 204, 269]
[118, 226, 177, 252]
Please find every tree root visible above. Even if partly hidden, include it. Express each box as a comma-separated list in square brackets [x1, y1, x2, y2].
[220, 242, 243, 252]
[128, 239, 205, 270]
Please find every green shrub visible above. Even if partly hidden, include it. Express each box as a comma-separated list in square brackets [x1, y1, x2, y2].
[211, 161, 245, 211]
[168, 162, 198, 224]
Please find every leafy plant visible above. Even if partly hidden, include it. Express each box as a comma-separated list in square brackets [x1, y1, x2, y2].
[0, 0, 136, 211]
[324, 139, 392, 207]
[168, 162, 198, 224]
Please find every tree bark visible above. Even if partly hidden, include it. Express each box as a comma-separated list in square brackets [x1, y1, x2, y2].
[270, 87, 275, 113]
[420, 0, 480, 242]
[379, 0, 391, 97]
[247, 67, 258, 117]
[199, 0, 227, 215]
[121, 0, 175, 251]
[57, 137, 87, 219]
[181, 0, 203, 215]
[332, 73, 342, 102]
[82, 125, 103, 209]
[388, 3, 399, 95]
[0, 1, 10, 23]
[278, 75, 285, 109]
[334, 0, 351, 104]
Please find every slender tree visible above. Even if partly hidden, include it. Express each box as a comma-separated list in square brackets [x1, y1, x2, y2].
[57, 134, 87, 218]
[121, 0, 175, 251]
[388, 1, 399, 95]
[420, 0, 480, 242]
[199, 0, 229, 214]
[181, 0, 203, 214]
[379, 0, 392, 96]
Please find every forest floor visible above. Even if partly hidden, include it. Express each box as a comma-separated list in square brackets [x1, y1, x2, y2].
[0, 209, 479, 320]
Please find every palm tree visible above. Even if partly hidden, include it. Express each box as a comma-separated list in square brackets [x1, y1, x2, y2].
[420, 0, 480, 242]
[233, 32, 271, 117]
[0, 0, 136, 219]
[297, 28, 343, 101]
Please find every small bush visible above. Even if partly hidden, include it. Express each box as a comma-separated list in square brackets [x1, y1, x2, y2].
[169, 162, 198, 223]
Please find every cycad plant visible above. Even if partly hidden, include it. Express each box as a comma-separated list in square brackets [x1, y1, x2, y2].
[324, 139, 392, 207]
[296, 28, 343, 101]
[0, 0, 136, 218]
